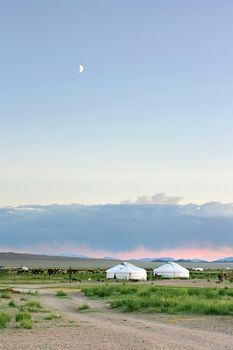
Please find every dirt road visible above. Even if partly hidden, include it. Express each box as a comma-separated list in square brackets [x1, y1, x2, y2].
[1, 288, 233, 350]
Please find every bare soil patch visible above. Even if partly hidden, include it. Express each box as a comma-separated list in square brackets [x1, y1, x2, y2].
[1, 285, 233, 350]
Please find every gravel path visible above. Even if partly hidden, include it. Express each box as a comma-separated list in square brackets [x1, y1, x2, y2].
[1, 287, 233, 349]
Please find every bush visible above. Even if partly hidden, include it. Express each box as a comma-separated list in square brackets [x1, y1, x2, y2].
[8, 300, 16, 307]
[56, 290, 67, 297]
[20, 301, 42, 312]
[27, 290, 39, 296]
[0, 312, 11, 329]
[16, 312, 32, 322]
[78, 304, 90, 311]
[218, 288, 233, 297]
[18, 319, 32, 329]
[16, 313, 32, 329]
[83, 286, 112, 298]
[120, 298, 142, 312]
[0, 291, 11, 299]
[45, 313, 61, 320]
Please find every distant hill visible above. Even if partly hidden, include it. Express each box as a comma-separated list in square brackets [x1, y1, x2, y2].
[152, 257, 176, 262]
[212, 257, 233, 263]
[1, 251, 233, 269]
[190, 259, 209, 263]
[0, 252, 121, 269]
[56, 253, 91, 258]
[136, 258, 158, 262]
[140, 257, 209, 263]
[176, 259, 208, 263]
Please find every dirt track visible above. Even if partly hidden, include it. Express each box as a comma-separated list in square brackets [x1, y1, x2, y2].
[1, 287, 233, 350]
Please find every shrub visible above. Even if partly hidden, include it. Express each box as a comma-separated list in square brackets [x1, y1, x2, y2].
[218, 288, 233, 297]
[20, 297, 28, 301]
[16, 312, 31, 322]
[83, 286, 112, 298]
[56, 290, 67, 297]
[121, 298, 142, 312]
[27, 290, 39, 296]
[0, 313, 11, 329]
[20, 301, 42, 312]
[16, 313, 32, 329]
[45, 313, 61, 320]
[0, 291, 10, 299]
[18, 319, 32, 329]
[8, 300, 16, 307]
[78, 304, 90, 311]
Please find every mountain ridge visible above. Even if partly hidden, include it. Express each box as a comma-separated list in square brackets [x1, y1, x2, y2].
[1, 251, 233, 263]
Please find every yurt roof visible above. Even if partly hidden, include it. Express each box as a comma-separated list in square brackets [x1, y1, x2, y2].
[154, 262, 188, 273]
[106, 262, 146, 273]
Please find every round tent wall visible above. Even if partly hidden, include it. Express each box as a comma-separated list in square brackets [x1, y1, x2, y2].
[154, 262, 189, 279]
[106, 262, 147, 281]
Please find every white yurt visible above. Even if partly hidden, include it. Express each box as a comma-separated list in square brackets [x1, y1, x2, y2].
[20, 266, 29, 272]
[106, 262, 147, 281]
[154, 262, 189, 279]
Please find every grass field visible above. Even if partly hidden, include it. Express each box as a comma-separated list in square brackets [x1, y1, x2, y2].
[1, 280, 233, 349]
[0, 268, 232, 285]
[0, 270, 106, 284]
[83, 284, 233, 315]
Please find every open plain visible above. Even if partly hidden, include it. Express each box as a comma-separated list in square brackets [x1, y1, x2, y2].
[1, 278, 233, 350]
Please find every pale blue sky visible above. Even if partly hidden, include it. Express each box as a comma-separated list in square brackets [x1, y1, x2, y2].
[1, 0, 233, 205]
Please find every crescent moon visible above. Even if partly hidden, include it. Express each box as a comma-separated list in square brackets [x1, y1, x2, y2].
[79, 64, 84, 73]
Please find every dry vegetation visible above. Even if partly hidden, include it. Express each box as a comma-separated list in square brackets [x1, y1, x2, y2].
[1, 265, 233, 349]
[0, 288, 63, 331]
[83, 284, 233, 314]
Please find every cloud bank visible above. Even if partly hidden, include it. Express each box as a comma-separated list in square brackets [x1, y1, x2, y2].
[122, 193, 183, 205]
[1, 196, 233, 259]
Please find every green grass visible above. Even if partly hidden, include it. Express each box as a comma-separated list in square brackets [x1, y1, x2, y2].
[27, 290, 39, 296]
[0, 269, 106, 284]
[83, 285, 233, 315]
[0, 291, 11, 299]
[78, 304, 90, 311]
[18, 319, 32, 329]
[20, 300, 42, 312]
[56, 290, 68, 298]
[189, 271, 219, 279]
[44, 313, 61, 320]
[16, 312, 32, 329]
[8, 300, 16, 307]
[0, 312, 11, 329]
[16, 311, 32, 322]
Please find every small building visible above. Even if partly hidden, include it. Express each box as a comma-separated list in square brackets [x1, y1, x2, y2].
[106, 262, 147, 281]
[192, 267, 204, 272]
[154, 262, 189, 279]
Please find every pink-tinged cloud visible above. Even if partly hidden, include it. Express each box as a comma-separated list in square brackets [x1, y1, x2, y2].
[1, 243, 233, 262]
[111, 246, 233, 261]
[1, 203, 233, 258]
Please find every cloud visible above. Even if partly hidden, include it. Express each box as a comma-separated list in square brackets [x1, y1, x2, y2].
[122, 193, 183, 205]
[0, 199, 233, 259]
[182, 202, 233, 217]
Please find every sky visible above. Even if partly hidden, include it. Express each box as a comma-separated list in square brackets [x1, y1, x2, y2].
[1, 0, 233, 206]
[1, 1, 233, 259]
[1, 200, 233, 261]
